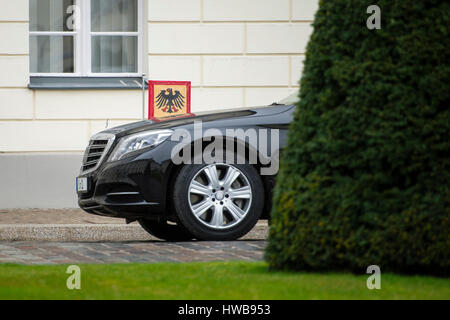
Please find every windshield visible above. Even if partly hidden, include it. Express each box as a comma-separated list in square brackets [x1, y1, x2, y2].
[278, 92, 299, 105]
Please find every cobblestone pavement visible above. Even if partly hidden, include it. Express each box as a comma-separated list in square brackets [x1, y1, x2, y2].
[0, 241, 267, 265]
[0, 209, 126, 224]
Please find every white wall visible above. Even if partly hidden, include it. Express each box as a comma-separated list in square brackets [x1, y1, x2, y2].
[0, 0, 318, 153]
[148, 0, 318, 113]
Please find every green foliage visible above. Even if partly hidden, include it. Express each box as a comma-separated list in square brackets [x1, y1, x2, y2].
[265, 0, 450, 275]
[1, 262, 449, 299]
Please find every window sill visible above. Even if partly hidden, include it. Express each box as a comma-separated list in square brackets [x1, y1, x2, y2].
[28, 76, 147, 90]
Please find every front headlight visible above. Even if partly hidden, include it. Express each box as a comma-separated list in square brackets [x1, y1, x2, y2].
[108, 129, 173, 162]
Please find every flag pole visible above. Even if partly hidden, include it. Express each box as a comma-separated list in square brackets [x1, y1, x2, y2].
[142, 73, 146, 120]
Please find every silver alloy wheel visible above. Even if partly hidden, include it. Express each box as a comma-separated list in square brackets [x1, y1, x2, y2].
[188, 164, 253, 230]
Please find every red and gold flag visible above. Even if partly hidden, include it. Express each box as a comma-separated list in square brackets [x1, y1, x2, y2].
[149, 81, 191, 120]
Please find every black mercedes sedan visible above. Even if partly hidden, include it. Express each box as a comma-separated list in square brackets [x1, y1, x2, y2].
[77, 94, 298, 241]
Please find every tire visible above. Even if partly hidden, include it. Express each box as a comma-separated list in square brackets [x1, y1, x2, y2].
[173, 163, 265, 241]
[138, 218, 194, 241]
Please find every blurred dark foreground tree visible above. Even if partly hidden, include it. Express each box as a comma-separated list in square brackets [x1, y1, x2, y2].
[265, 0, 449, 276]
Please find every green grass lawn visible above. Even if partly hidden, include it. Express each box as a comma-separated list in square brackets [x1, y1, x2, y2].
[0, 261, 448, 300]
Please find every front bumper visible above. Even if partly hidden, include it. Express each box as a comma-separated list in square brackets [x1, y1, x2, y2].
[77, 143, 174, 219]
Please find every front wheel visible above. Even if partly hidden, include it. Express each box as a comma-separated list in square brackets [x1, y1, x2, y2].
[173, 163, 264, 241]
[138, 219, 194, 241]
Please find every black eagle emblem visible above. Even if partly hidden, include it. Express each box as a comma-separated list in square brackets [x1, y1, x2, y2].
[155, 88, 185, 114]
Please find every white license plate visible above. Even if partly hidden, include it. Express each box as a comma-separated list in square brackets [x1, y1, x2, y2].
[76, 177, 89, 193]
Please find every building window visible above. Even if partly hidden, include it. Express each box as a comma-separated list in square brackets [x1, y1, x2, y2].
[29, 0, 143, 77]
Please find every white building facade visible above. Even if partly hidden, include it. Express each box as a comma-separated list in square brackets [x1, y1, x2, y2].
[0, 0, 318, 208]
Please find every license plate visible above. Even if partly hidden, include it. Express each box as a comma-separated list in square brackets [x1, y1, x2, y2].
[76, 177, 89, 193]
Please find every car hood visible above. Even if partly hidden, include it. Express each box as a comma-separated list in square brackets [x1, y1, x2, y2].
[100, 104, 293, 138]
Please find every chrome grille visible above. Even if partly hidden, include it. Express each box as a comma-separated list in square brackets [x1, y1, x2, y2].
[81, 133, 115, 173]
